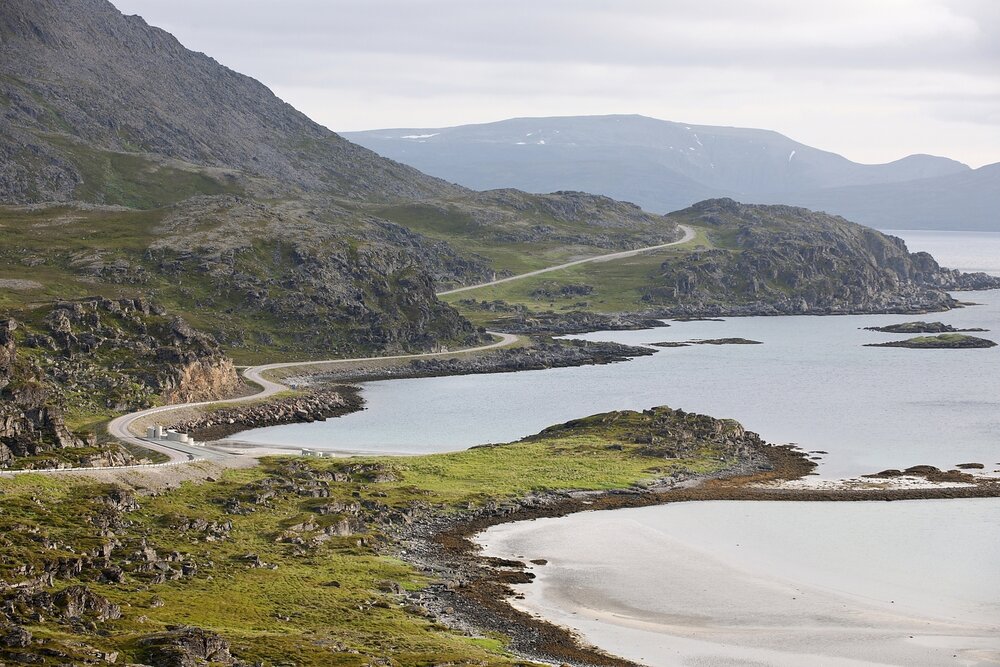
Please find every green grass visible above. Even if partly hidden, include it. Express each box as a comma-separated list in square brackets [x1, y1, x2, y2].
[0, 408, 736, 665]
[45, 135, 243, 209]
[443, 225, 714, 322]
[375, 201, 687, 277]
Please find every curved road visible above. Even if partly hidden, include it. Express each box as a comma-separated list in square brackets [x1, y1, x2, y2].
[104, 332, 519, 466]
[437, 225, 695, 296]
[15, 229, 696, 474]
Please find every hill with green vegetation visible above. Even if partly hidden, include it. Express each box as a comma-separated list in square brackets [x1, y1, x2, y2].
[866, 333, 997, 349]
[445, 199, 1000, 331]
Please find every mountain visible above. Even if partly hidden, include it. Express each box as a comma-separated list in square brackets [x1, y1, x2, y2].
[344, 115, 997, 230]
[774, 162, 1000, 231]
[0, 0, 462, 203]
[0, 0, 685, 363]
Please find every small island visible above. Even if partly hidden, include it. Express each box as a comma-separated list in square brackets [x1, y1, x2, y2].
[652, 338, 763, 348]
[864, 321, 988, 334]
[865, 334, 997, 349]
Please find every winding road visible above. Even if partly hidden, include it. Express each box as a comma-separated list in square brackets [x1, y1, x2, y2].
[7, 226, 695, 474]
[103, 332, 519, 467]
[437, 225, 695, 296]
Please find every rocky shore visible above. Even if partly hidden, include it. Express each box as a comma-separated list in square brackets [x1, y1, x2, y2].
[167, 386, 363, 441]
[391, 448, 1000, 667]
[651, 337, 762, 347]
[293, 339, 656, 385]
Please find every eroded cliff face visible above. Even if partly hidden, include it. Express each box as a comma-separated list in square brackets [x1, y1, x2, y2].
[0, 298, 240, 468]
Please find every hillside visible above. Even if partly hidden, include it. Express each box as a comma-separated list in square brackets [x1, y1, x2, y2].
[0, 0, 685, 363]
[444, 199, 1000, 330]
[345, 115, 997, 231]
[0, 0, 462, 204]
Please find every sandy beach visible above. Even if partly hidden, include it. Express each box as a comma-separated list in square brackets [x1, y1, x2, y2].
[477, 499, 1000, 667]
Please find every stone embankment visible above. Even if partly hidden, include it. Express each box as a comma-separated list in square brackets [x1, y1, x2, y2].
[299, 340, 655, 385]
[168, 387, 363, 441]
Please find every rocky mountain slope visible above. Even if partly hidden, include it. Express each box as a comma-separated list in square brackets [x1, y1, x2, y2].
[0, 296, 239, 469]
[0, 0, 462, 204]
[345, 114, 998, 231]
[0, 0, 683, 362]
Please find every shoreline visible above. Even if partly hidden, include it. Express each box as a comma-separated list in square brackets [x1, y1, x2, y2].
[389, 445, 1000, 666]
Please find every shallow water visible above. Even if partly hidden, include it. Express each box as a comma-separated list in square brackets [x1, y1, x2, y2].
[235, 231, 1000, 478]
[478, 498, 1000, 667]
[235, 286, 1000, 478]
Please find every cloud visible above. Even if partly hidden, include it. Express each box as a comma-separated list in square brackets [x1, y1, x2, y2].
[111, 0, 1000, 166]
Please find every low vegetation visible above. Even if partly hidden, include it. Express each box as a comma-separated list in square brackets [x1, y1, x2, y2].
[0, 407, 748, 666]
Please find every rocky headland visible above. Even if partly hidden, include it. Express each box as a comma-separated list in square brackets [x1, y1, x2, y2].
[646, 199, 1000, 316]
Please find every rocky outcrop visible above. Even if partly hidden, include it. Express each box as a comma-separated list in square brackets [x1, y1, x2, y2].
[0, 318, 92, 466]
[456, 300, 665, 335]
[651, 199, 1000, 316]
[2, 585, 121, 625]
[137, 627, 244, 667]
[651, 338, 762, 347]
[304, 340, 656, 386]
[864, 321, 988, 334]
[865, 334, 997, 349]
[1, 298, 241, 468]
[0, 319, 15, 390]
[530, 406, 769, 462]
[0, 381, 91, 465]
[23, 297, 240, 406]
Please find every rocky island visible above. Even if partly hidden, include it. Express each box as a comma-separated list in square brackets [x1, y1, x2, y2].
[865, 334, 998, 349]
[651, 338, 763, 347]
[864, 321, 989, 334]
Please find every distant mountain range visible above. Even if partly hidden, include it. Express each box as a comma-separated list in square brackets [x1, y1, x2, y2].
[345, 115, 1000, 231]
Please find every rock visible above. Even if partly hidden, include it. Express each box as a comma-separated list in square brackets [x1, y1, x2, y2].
[168, 387, 361, 441]
[137, 626, 243, 667]
[0, 624, 33, 648]
[53, 585, 122, 622]
[651, 338, 762, 347]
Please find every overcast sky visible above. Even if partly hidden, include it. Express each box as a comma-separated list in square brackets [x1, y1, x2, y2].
[110, 0, 999, 167]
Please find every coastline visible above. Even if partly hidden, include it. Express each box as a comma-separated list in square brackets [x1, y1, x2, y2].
[479, 499, 1000, 667]
[390, 446, 1000, 666]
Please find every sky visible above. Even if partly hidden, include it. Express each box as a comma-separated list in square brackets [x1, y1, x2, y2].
[109, 0, 1000, 168]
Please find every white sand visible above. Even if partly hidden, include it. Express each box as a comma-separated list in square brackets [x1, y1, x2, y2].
[477, 500, 1000, 666]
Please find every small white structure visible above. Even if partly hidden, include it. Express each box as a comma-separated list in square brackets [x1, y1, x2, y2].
[144, 427, 198, 447]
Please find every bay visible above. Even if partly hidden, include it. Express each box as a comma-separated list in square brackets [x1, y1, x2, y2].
[235, 228, 1000, 479]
